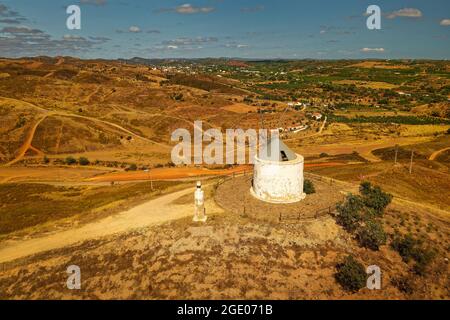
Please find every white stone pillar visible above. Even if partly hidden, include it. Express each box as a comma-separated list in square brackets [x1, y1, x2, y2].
[193, 181, 207, 222]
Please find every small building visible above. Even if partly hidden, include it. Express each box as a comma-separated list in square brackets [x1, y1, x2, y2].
[251, 136, 306, 204]
[311, 112, 323, 120]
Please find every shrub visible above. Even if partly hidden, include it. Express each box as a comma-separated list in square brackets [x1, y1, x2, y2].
[128, 164, 137, 171]
[359, 181, 393, 216]
[335, 194, 365, 232]
[391, 234, 418, 263]
[335, 255, 367, 292]
[65, 156, 77, 165]
[391, 234, 435, 275]
[78, 157, 90, 166]
[303, 179, 316, 194]
[391, 276, 414, 294]
[173, 93, 183, 101]
[357, 220, 387, 250]
[319, 152, 329, 158]
[167, 161, 175, 168]
[43, 156, 50, 164]
[15, 115, 26, 129]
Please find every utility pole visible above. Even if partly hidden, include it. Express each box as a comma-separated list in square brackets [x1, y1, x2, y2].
[409, 150, 414, 174]
[394, 144, 398, 164]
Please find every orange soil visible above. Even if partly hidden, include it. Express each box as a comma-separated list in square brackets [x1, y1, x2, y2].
[87, 165, 253, 182]
[4, 115, 49, 166]
[87, 162, 345, 182]
[222, 103, 258, 114]
[429, 147, 450, 161]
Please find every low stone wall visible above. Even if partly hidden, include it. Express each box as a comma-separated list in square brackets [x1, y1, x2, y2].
[215, 174, 344, 224]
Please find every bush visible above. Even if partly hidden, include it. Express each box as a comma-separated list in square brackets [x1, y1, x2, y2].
[391, 234, 435, 275]
[43, 156, 50, 164]
[357, 220, 387, 250]
[335, 194, 365, 232]
[128, 164, 137, 171]
[391, 276, 414, 294]
[78, 157, 90, 166]
[65, 156, 77, 165]
[359, 181, 392, 216]
[335, 255, 367, 292]
[303, 179, 316, 194]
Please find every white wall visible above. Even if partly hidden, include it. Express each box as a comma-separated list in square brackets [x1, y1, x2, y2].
[251, 155, 305, 203]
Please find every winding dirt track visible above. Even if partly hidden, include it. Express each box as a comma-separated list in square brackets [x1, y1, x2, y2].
[4, 115, 49, 166]
[86, 163, 345, 183]
[0, 185, 215, 264]
[429, 147, 450, 161]
[0, 96, 173, 167]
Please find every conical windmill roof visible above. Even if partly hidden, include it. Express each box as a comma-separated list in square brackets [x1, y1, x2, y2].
[258, 136, 297, 162]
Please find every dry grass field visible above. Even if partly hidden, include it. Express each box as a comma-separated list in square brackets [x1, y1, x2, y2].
[0, 57, 449, 300]
[333, 80, 399, 90]
[0, 174, 448, 300]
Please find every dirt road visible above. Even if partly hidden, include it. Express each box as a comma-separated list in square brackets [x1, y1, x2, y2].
[0, 96, 173, 166]
[4, 115, 49, 166]
[87, 163, 345, 183]
[0, 185, 219, 263]
[87, 166, 252, 182]
[429, 147, 450, 161]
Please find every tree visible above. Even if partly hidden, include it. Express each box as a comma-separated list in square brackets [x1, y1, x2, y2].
[65, 156, 77, 165]
[303, 179, 316, 194]
[335, 194, 365, 232]
[43, 156, 50, 164]
[78, 157, 90, 166]
[357, 220, 387, 250]
[335, 255, 367, 292]
[359, 181, 392, 216]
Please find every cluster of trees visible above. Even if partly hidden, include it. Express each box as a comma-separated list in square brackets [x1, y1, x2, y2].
[334, 182, 436, 293]
[64, 156, 90, 166]
[328, 115, 450, 125]
[334, 182, 392, 292]
[336, 181, 392, 250]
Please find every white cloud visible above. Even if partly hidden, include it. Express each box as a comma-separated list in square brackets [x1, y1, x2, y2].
[440, 19, 450, 26]
[224, 43, 249, 49]
[361, 47, 385, 53]
[163, 37, 218, 46]
[129, 26, 141, 33]
[157, 3, 214, 14]
[387, 8, 422, 19]
[176, 4, 214, 14]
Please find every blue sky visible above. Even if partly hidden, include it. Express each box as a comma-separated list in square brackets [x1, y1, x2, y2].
[0, 0, 449, 59]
